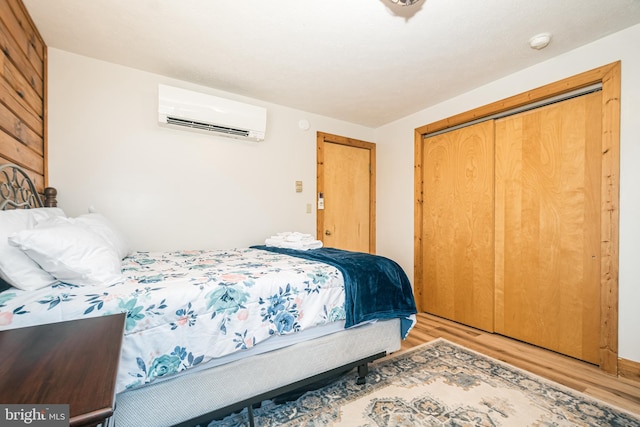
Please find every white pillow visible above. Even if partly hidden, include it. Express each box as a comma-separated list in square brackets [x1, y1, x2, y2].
[0, 208, 66, 291]
[8, 216, 124, 287]
[74, 213, 131, 259]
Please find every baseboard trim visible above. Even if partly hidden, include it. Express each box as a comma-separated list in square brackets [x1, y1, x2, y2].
[618, 357, 640, 384]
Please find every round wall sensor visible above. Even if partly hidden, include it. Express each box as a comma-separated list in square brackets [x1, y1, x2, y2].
[529, 33, 551, 50]
[298, 119, 310, 131]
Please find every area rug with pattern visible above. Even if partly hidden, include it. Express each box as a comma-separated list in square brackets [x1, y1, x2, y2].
[207, 338, 640, 426]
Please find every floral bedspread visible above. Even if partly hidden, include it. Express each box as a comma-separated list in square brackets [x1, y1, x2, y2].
[0, 248, 346, 393]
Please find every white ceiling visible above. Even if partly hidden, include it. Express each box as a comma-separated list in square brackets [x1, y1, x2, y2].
[23, 0, 640, 127]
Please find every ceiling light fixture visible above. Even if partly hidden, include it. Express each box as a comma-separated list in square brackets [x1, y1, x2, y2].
[388, 0, 422, 5]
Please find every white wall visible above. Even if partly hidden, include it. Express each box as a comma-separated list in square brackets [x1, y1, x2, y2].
[48, 23, 639, 363]
[375, 23, 640, 363]
[47, 48, 374, 251]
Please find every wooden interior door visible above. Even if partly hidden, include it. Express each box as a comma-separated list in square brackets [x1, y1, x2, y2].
[421, 120, 495, 332]
[494, 91, 602, 364]
[317, 132, 375, 253]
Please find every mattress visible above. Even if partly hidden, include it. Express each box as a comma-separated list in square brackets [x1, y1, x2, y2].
[0, 248, 348, 393]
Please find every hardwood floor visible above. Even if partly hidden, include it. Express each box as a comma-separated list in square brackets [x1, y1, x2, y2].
[397, 313, 640, 416]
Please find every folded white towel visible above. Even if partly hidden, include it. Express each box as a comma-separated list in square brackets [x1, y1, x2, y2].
[265, 237, 284, 246]
[265, 232, 323, 251]
[285, 232, 314, 242]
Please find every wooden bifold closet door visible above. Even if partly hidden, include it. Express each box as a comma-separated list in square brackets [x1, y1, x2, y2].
[421, 91, 602, 364]
[421, 120, 495, 332]
[494, 91, 602, 364]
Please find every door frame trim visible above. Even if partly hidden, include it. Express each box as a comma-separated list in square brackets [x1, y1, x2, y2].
[317, 131, 376, 253]
[414, 61, 621, 374]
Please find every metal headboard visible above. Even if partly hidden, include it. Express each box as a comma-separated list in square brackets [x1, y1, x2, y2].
[0, 163, 57, 210]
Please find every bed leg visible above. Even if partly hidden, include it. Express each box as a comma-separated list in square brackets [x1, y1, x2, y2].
[356, 363, 369, 385]
[247, 404, 255, 427]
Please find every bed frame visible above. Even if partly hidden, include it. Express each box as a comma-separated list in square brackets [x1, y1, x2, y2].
[0, 163, 402, 427]
[0, 163, 57, 209]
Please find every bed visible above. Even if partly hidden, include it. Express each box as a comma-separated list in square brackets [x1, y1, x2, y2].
[0, 163, 417, 427]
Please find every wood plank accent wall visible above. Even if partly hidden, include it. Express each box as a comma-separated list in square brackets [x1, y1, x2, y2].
[0, 0, 47, 191]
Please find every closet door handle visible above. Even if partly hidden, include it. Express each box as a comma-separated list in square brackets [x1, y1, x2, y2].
[325, 230, 332, 236]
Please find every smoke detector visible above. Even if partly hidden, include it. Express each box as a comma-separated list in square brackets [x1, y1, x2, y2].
[529, 33, 552, 50]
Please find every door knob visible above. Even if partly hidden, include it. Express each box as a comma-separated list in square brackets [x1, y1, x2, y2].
[325, 230, 332, 236]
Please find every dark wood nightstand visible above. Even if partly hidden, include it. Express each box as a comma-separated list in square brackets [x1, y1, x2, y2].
[0, 313, 126, 427]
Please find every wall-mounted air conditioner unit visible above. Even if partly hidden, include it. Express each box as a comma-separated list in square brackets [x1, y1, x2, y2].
[158, 84, 267, 141]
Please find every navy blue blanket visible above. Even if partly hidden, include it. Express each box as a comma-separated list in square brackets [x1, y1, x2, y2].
[251, 246, 417, 339]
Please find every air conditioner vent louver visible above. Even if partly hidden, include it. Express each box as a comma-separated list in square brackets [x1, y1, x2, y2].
[166, 117, 250, 137]
[158, 84, 267, 141]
